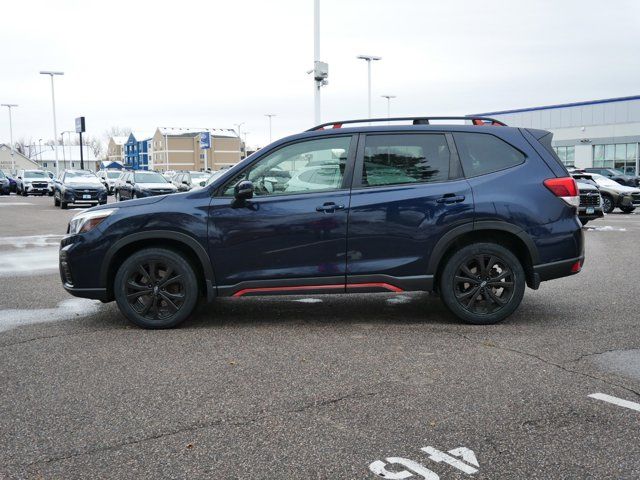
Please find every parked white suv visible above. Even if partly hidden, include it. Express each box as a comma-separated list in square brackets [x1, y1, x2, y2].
[97, 169, 123, 194]
[16, 169, 53, 196]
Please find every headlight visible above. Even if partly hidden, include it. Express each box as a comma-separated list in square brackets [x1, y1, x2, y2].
[68, 208, 117, 235]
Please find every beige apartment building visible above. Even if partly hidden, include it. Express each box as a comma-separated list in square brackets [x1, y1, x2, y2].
[106, 136, 127, 163]
[150, 127, 241, 172]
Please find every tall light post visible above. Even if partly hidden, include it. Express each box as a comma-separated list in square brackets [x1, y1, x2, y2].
[381, 95, 396, 122]
[40, 70, 64, 175]
[1, 103, 18, 173]
[243, 132, 250, 158]
[356, 55, 381, 118]
[310, 0, 328, 125]
[38, 139, 43, 161]
[265, 114, 276, 143]
[61, 130, 73, 169]
[234, 122, 245, 157]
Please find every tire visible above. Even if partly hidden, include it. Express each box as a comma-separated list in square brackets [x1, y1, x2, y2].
[60, 200, 68, 209]
[580, 219, 589, 226]
[620, 206, 635, 213]
[54, 193, 60, 207]
[114, 248, 199, 329]
[115, 191, 120, 202]
[601, 194, 614, 214]
[439, 242, 526, 325]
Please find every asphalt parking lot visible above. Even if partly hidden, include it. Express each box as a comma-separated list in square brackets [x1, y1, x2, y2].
[1, 194, 640, 479]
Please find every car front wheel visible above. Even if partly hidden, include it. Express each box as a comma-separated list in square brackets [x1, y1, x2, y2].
[601, 195, 614, 214]
[114, 248, 200, 329]
[620, 206, 635, 213]
[439, 242, 526, 325]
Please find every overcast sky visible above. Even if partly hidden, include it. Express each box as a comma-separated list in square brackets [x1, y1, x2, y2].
[1, 0, 639, 148]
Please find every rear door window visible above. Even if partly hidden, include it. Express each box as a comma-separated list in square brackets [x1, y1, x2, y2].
[453, 133, 525, 177]
[361, 134, 450, 187]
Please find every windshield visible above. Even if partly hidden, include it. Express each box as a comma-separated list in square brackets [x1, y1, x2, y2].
[24, 171, 47, 179]
[65, 171, 102, 184]
[134, 171, 167, 183]
[107, 172, 121, 179]
[205, 169, 228, 186]
[191, 173, 210, 181]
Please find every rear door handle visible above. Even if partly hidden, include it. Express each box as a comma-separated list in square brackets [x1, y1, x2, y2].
[316, 202, 345, 213]
[436, 194, 466, 204]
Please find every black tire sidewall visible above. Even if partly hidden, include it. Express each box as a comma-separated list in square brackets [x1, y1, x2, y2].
[440, 243, 526, 325]
[114, 248, 199, 329]
[602, 195, 614, 214]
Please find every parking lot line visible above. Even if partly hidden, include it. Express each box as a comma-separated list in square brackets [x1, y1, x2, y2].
[588, 393, 640, 413]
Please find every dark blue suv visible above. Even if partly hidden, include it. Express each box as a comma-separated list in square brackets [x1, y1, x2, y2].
[59, 117, 584, 328]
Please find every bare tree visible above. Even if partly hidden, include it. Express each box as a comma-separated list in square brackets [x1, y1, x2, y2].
[68, 135, 105, 159]
[103, 126, 132, 142]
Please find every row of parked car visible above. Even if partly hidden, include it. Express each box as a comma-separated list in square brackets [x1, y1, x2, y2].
[0, 167, 219, 208]
[572, 167, 640, 224]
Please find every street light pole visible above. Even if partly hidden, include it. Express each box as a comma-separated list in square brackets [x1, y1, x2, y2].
[40, 71, 64, 175]
[234, 122, 245, 158]
[265, 114, 275, 143]
[243, 132, 250, 157]
[356, 55, 381, 118]
[61, 130, 73, 170]
[1, 104, 18, 173]
[314, 0, 320, 124]
[381, 95, 396, 122]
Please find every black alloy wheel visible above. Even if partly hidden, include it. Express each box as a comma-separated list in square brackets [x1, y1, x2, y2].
[601, 195, 614, 214]
[440, 243, 525, 325]
[114, 248, 199, 328]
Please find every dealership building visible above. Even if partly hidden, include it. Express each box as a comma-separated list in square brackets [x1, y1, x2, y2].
[474, 95, 640, 174]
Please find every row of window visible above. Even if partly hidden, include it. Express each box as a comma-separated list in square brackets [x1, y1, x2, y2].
[553, 146, 575, 167]
[552, 143, 639, 171]
[220, 133, 524, 197]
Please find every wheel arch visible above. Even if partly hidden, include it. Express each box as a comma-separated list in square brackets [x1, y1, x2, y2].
[428, 221, 540, 291]
[100, 231, 216, 302]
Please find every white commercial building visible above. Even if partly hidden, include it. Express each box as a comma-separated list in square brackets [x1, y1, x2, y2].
[28, 145, 99, 172]
[474, 95, 640, 174]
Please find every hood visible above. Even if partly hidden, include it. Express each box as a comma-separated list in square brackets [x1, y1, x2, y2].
[64, 182, 104, 189]
[136, 182, 177, 190]
[577, 182, 598, 193]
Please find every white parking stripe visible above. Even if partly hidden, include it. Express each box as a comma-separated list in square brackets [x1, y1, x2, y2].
[588, 393, 640, 412]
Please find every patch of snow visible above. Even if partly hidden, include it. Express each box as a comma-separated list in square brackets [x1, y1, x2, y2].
[0, 246, 59, 277]
[0, 202, 34, 207]
[0, 234, 63, 248]
[586, 226, 627, 232]
[386, 295, 412, 305]
[0, 299, 102, 333]
[293, 298, 323, 303]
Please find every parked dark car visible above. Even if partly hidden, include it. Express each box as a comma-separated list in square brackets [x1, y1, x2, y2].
[589, 173, 640, 213]
[583, 167, 640, 187]
[53, 170, 108, 209]
[171, 171, 211, 192]
[572, 174, 604, 225]
[5, 173, 17, 193]
[59, 116, 584, 329]
[115, 171, 178, 201]
[0, 170, 10, 195]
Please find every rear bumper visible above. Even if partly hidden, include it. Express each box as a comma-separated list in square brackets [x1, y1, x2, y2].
[532, 255, 585, 285]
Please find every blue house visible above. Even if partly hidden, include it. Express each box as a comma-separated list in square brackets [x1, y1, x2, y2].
[124, 133, 152, 170]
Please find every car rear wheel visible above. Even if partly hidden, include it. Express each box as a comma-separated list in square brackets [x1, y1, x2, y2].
[54, 193, 60, 207]
[114, 248, 199, 329]
[439, 243, 526, 325]
[620, 206, 635, 213]
[601, 194, 614, 214]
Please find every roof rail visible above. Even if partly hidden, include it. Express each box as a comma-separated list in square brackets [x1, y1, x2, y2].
[307, 116, 507, 131]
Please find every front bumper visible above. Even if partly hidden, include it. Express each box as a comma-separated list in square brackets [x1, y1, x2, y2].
[60, 235, 110, 302]
[62, 189, 108, 204]
[24, 184, 51, 195]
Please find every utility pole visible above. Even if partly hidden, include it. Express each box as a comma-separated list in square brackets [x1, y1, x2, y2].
[234, 122, 245, 158]
[1, 104, 18, 173]
[310, 0, 328, 125]
[265, 114, 275, 143]
[356, 56, 381, 118]
[40, 71, 64, 175]
[381, 95, 396, 122]
[243, 132, 250, 158]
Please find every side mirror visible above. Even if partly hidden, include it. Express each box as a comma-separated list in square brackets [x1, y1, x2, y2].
[199, 181, 206, 187]
[182, 180, 189, 185]
[234, 180, 254, 200]
[126, 180, 132, 184]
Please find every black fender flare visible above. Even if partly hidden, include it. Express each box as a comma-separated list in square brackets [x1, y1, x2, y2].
[100, 230, 216, 301]
[426, 221, 540, 276]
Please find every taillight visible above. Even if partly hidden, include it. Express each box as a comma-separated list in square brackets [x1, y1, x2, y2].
[544, 177, 579, 208]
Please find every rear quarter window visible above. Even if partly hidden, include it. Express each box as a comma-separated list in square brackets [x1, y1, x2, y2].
[453, 132, 525, 178]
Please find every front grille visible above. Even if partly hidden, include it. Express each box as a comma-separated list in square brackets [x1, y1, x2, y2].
[73, 188, 98, 200]
[632, 193, 640, 205]
[580, 193, 600, 207]
[151, 189, 173, 195]
[32, 182, 48, 188]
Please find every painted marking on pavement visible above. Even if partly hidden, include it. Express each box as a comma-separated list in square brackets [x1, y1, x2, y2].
[0, 299, 101, 333]
[0, 202, 34, 206]
[369, 445, 479, 478]
[588, 393, 640, 413]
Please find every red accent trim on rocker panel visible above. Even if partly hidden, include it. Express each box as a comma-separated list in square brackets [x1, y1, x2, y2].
[231, 282, 403, 297]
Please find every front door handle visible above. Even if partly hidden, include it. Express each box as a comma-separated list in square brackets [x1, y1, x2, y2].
[436, 193, 466, 204]
[316, 202, 345, 213]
